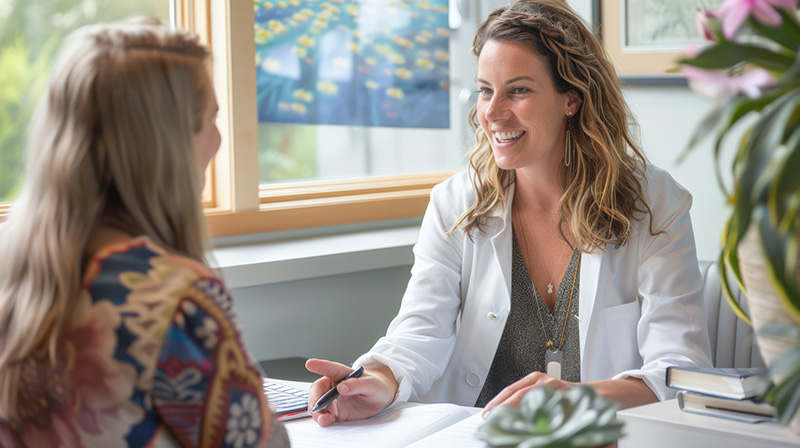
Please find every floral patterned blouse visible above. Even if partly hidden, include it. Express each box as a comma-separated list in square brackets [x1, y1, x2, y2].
[0, 237, 290, 448]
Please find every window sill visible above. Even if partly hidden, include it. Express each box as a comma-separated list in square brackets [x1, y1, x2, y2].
[209, 225, 420, 289]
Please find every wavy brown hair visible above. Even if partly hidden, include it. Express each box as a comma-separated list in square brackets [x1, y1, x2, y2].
[0, 19, 211, 423]
[453, 0, 656, 250]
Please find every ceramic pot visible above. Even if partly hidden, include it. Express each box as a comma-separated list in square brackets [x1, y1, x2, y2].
[738, 226, 800, 434]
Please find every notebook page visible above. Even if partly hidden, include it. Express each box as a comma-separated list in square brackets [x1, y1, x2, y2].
[284, 402, 474, 447]
[406, 411, 487, 447]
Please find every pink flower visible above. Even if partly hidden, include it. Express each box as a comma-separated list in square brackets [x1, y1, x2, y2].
[696, 8, 720, 42]
[717, 0, 797, 39]
[681, 65, 777, 99]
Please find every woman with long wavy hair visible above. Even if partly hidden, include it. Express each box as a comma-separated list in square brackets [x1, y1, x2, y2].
[0, 19, 289, 447]
[305, 0, 712, 425]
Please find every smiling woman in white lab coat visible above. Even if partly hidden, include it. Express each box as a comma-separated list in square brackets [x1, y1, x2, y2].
[305, 0, 713, 427]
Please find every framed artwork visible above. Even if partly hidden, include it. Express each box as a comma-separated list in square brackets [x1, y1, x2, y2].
[593, 0, 723, 86]
[254, 0, 451, 128]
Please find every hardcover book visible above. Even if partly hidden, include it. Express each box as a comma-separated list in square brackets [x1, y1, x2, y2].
[665, 367, 766, 400]
[677, 390, 776, 424]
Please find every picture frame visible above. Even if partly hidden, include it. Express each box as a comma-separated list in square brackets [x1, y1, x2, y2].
[592, 0, 690, 86]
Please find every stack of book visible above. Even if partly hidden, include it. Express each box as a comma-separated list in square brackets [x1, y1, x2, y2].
[665, 366, 775, 423]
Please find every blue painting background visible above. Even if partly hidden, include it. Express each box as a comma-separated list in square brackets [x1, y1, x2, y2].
[254, 0, 450, 129]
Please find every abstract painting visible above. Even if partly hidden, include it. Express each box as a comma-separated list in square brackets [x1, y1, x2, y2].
[254, 0, 450, 128]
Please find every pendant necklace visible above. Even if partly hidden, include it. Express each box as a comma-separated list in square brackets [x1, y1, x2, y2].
[514, 209, 580, 381]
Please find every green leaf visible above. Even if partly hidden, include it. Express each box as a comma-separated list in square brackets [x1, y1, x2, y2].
[736, 90, 800, 215]
[705, 93, 783, 197]
[769, 124, 800, 230]
[719, 221, 752, 324]
[680, 41, 795, 71]
[747, 12, 800, 52]
[769, 358, 800, 424]
[755, 205, 800, 322]
[780, 49, 800, 87]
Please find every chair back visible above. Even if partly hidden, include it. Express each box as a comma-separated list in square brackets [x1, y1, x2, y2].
[699, 260, 765, 368]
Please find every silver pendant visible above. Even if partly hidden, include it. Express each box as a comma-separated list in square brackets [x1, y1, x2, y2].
[545, 350, 563, 380]
[547, 283, 553, 294]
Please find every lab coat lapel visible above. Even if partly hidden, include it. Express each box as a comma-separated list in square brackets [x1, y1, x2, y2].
[487, 183, 515, 305]
[578, 248, 604, 358]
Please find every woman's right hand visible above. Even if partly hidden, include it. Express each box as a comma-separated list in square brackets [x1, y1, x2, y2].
[305, 358, 398, 427]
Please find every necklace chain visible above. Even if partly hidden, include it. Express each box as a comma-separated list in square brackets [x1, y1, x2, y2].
[515, 207, 568, 296]
[514, 207, 579, 353]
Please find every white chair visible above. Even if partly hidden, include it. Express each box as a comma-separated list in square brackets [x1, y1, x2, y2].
[699, 260, 765, 368]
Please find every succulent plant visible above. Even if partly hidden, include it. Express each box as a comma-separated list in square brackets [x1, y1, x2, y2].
[476, 385, 624, 448]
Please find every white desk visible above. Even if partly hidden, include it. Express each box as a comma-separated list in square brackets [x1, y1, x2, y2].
[618, 399, 800, 448]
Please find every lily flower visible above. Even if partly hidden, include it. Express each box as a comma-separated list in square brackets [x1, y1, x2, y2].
[681, 65, 777, 99]
[696, 8, 720, 42]
[717, 0, 798, 39]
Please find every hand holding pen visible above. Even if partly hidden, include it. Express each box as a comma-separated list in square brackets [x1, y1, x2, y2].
[305, 358, 399, 427]
[312, 366, 364, 412]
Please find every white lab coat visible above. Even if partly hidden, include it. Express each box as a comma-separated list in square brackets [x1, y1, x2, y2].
[356, 165, 713, 406]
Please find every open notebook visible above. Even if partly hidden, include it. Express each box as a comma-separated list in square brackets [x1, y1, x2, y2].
[284, 401, 485, 448]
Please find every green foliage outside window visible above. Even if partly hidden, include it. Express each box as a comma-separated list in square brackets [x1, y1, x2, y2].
[0, 0, 170, 202]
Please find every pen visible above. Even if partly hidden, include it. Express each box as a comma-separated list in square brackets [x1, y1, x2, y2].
[311, 366, 365, 413]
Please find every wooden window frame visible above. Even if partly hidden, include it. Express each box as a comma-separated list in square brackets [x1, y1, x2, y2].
[201, 1, 451, 237]
[0, 0, 452, 232]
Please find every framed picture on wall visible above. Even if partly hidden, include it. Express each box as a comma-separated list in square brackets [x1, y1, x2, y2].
[592, 0, 723, 86]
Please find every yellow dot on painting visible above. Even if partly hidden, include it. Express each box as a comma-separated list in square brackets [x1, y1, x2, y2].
[349, 43, 360, 52]
[295, 47, 308, 57]
[435, 6, 447, 13]
[388, 54, 405, 64]
[395, 68, 412, 79]
[386, 88, 404, 99]
[365, 80, 379, 90]
[416, 58, 433, 69]
[264, 2, 274, 9]
[290, 103, 307, 114]
[278, 1, 287, 7]
[289, 0, 300, 6]
[318, 81, 339, 94]
[376, 45, 391, 55]
[298, 36, 315, 47]
[347, 4, 359, 15]
[411, 12, 419, 18]
[437, 28, 449, 37]
[293, 89, 313, 102]
[435, 50, 448, 61]
[365, 57, 377, 66]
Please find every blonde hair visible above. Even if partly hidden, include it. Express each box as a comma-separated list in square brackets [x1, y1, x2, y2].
[453, 0, 655, 250]
[0, 19, 211, 423]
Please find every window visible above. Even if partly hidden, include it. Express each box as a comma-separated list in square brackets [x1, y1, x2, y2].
[204, 1, 478, 236]
[0, 0, 172, 206]
[0, 1, 480, 237]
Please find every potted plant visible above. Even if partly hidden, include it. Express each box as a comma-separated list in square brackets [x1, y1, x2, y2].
[679, 0, 800, 432]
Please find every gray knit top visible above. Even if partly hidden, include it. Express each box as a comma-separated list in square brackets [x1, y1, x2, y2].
[475, 230, 582, 407]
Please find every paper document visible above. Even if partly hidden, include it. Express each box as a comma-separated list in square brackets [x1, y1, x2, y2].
[406, 411, 487, 447]
[284, 401, 478, 447]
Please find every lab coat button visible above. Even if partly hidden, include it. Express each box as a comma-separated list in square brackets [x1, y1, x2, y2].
[465, 372, 481, 386]
[487, 312, 498, 320]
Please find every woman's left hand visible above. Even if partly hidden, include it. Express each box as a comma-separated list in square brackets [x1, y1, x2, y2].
[482, 372, 575, 416]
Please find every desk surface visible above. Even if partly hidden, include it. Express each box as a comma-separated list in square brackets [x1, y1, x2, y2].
[618, 399, 800, 448]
